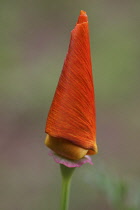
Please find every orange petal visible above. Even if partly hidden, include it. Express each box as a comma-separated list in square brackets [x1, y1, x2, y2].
[45, 10, 97, 155]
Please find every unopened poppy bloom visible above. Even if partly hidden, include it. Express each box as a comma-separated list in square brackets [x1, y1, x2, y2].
[45, 10, 98, 162]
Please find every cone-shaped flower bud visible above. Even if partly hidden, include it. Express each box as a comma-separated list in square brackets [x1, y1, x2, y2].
[45, 10, 98, 160]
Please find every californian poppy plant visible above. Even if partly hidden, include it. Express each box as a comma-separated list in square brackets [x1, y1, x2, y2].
[45, 10, 97, 167]
[44, 10, 97, 210]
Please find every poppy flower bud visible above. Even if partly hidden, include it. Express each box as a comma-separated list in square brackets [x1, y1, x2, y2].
[45, 10, 98, 160]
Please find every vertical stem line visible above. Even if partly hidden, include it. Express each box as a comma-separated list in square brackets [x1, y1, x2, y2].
[60, 164, 75, 210]
[60, 175, 71, 210]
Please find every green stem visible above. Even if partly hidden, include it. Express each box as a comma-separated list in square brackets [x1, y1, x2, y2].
[60, 164, 75, 210]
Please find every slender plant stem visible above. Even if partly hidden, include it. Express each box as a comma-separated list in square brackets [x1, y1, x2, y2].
[60, 164, 75, 210]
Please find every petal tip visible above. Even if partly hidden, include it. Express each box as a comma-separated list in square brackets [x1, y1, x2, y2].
[77, 10, 88, 24]
[80, 10, 87, 16]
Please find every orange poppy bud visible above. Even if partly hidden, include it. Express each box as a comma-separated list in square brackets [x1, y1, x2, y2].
[45, 10, 98, 160]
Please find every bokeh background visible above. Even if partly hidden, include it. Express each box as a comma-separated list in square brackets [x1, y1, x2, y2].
[0, 0, 140, 209]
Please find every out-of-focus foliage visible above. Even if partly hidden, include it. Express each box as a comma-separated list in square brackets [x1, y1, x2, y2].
[0, 0, 140, 210]
[74, 164, 140, 210]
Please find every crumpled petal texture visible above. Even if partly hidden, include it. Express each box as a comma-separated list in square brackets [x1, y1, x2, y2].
[46, 11, 97, 153]
[49, 150, 93, 168]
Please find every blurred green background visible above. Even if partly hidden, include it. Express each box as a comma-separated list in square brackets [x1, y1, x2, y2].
[0, 0, 140, 209]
